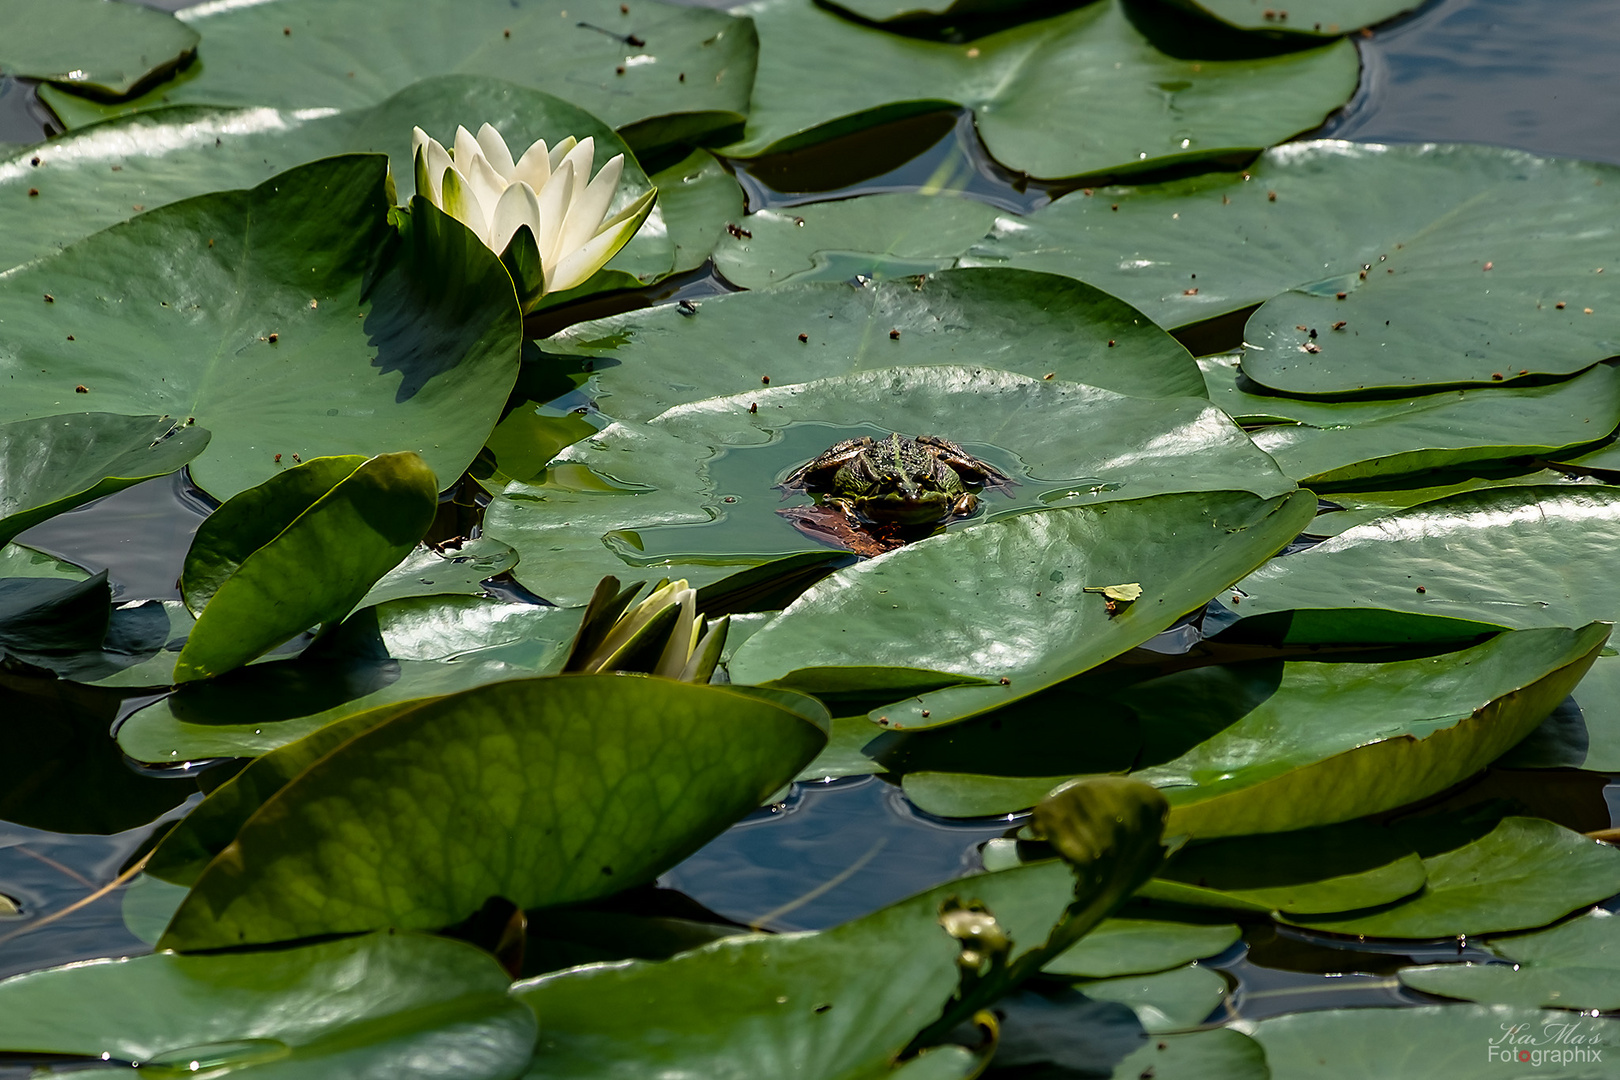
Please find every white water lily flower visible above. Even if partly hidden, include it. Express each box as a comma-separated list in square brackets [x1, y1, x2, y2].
[411, 123, 655, 301]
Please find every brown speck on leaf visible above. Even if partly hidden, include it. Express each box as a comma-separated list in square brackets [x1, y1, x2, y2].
[504, 28, 511, 36]
[1556, 302, 1566, 309]
[615, 66, 625, 75]
[749, 403, 757, 414]
[208, 238, 214, 247]
[798, 333, 808, 342]
[1222, 194, 1230, 204]
[627, 33, 645, 45]
[27, 188, 38, 197]
[1519, 369, 1529, 375]
[275, 454, 282, 463]
[877, 716, 890, 725]
[1296, 324, 1308, 332]
[42, 293, 53, 303]
[621, 3, 629, 10]
[889, 328, 900, 340]
[1491, 372, 1503, 380]
[132, 204, 143, 211]
[1043, 372, 1055, 379]
[998, 677, 1010, 685]
[1082, 188, 1094, 196]
[1183, 287, 1198, 295]
[1360, 26, 1373, 36]
[1303, 341, 1320, 353]
[1231, 594, 1240, 604]
[29, 156, 39, 167]
[1586, 307, 1595, 314]
[1110, 203, 1119, 211]
[74, 384, 87, 394]
[1107, 339, 1116, 347]
[1359, 269, 1367, 279]
[726, 222, 752, 239]
[1483, 261, 1493, 271]
[761, 375, 770, 384]
[966, 47, 980, 57]
[1332, 321, 1346, 330]
[267, 333, 279, 343]
[678, 72, 685, 81]
[1267, 190, 1277, 202]
[283, 26, 291, 34]
[65, 335, 74, 341]
[920, 710, 930, 718]
[291, 453, 301, 463]
[1336, 292, 1347, 300]
[1416, 586, 1426, 593]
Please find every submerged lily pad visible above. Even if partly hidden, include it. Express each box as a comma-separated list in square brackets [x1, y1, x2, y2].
[1287, 817, 1620, 939]
[712, 193, 1002, 290]
[0, 0, 198, 98]
[485, 365, 1294, 604]
[730, 489, 1314, 727]
[724, 0, 1358, 180]
[964, 141, 1620, 351]
[2, 77, 670, 302]
[1246, 364, 1620, 486]
[0, 155, 522, 500]
[1400, 910, 1620, 1010]
[41, 0, 757, 153]
[0, 931, 536, 1079]
[1129, 625, 1607, 837]
[161, 676, 829, 950]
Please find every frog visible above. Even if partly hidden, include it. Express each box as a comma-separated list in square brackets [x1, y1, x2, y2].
[780, 432, 1014, 528]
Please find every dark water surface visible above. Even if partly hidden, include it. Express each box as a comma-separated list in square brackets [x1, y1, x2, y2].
[5, 0, 1620, 1068]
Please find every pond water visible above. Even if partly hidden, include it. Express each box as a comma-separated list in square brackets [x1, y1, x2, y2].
[4, 0, 1620, 1072]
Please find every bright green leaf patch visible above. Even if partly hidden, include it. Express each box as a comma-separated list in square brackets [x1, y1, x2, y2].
[160, 676, 829, 950]
[0, 154, 522, 500]
[0, 0, 198, 98]
[730, 489, 1314, 726]
[1130, 625, 1607, 837]
[174, 453, 439, 683]
[0, 413, 208, 547]
[539, 268, 1204, 424]
[724, 0, 1358, 180]
[712, 193, 1001, 290]
[486, 365, 1293, 604]
[0, 931, 536, 1080]
[42, 0, 757, 154]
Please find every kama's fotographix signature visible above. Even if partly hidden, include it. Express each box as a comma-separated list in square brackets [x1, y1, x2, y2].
[1488, 1020, 1607, 1067]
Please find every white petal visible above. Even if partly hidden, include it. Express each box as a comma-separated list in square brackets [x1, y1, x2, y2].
[511, 138, 553, 191]
[475, 123, 516, 179]
[439, 166, 491, 247]
[463, 153, 507, 237]
[547, 136, 578, 171]
[556, 137, 596, 204]
[534, 159, 576, 272]
[490, 181, 542, 254]
[556, 153, 623, 259]
[547, 187, 656, 292]
[412, 131, 453, 204]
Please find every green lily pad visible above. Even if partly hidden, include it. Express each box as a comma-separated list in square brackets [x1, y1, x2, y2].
[40, 0, 757, 154]
[1247, 365, 1620, 486]
[1400, 911, 1620, 1010]
[902, 772, 1100, 818]
[0, 931, 537, 1079]
[116, 597, 583, 762]
[723, 0, 1358, 181]
[0, 542, 84, 581]
[512, 778, 1169, 1078]
[712, 193, 1001, 290]
[652, 149, 747, 274]
[0, 413, 209, 547]
[1222, 486, 1620, 770]
[0, 571, 108, 655]
[354, 538, 519, 611]
[1287, 817, 1620, 939]
[175, 453, 439, 683]
[486, 365, 1293, 604]
[1252, 1004, 1620, 1078]
[1129, 625, 1607, 837]
[1168, 0, 1419, 37]
[0, 0, 198, 98]
[3, 77, 669, 304]
[1080, 964, 1230, 1033]
[1109, 1030, 1268, 1080]
[539, 268, 1205, 425]
[730, 489, 1314, 726]
[1044, 918, 1241, 978]
[963, 141, 1620, 342]
[819, 0, 1049, 27]
[160, 676, 829, 950]
[0, 154, 522, 500]
[1307, 469, 1607, 538]
[1140, 822, 1428, 915]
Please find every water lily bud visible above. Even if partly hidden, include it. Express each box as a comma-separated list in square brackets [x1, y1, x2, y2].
[409, 123, 655, 310]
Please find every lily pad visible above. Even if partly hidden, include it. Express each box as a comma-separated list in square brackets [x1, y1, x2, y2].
[40, 0, 758, 154]
[0, 413, 209, 547]
[724, 0, 1359, 181]
[1129, 625, 1607, 837]
[0, 931, 537, 1079]
[1044, 918, 1241, 978]
[0, 154, 522, 500]
[1221, 486, 1620, 770]
[512, 779, 1169, 1078]
[1247, 364, 1620, 485]
[712, 193, 1001, 290]
[1286, 817, 1620, 939]
[538, 268, 1205, 422]
[730, 488, 1314, 727]
[1109, 1030, 1268, 1080]
[1080, 964, 1230, 1033]
[963, 141, 1620, 345]
[1306, 469, 1606, 538]
[1252, 1004, 1620, 1078]
[0, 0, 198, 98]
[652, 149, 747, 274]
[485, 365, 1293, 604]
[175, 453, 439, 683]
[353, 538, 519, 611]
[0, 542, 84, 582]
[1167, 0, 1419, 37]
[160, 676, 829, 950]
[1400, 911, 1620, 1010]
[2, 77, 670, 303]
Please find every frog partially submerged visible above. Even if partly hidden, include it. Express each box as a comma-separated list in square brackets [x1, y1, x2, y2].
[781, 433, 1014, 528]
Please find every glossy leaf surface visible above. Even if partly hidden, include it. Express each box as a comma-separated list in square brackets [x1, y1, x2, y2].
[0, 0, 198, 97]
[1400, 911, 1620, 1010]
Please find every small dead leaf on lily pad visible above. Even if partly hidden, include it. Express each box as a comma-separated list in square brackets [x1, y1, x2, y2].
[1085, 582, 1144, 615]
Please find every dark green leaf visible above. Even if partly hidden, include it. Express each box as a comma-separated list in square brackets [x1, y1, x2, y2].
[1043, 918, 1240, 978]
[0, 0, 198, 97]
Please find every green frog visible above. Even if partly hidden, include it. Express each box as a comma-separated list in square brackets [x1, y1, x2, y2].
[781, 433, 1014, 527]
